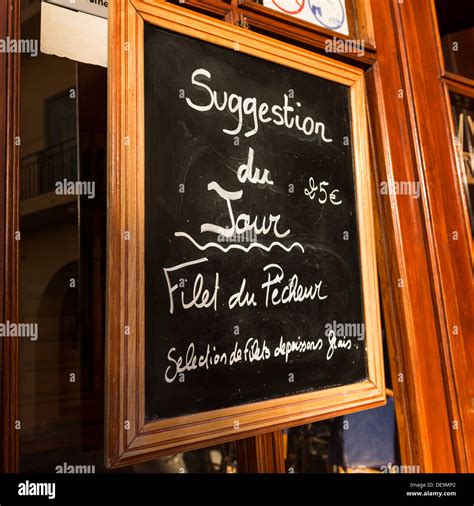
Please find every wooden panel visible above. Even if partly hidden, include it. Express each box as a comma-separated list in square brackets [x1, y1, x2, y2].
[392, 0, 473, 471]
[106, 0, 385, 468]
[236, 431, 285, 473]
[353, 0, 375, 46]
[169, 0, 232, 18]
[0, 5, 5, 471]
[0, 0, 20, 474]
[365, 0, 460, 472]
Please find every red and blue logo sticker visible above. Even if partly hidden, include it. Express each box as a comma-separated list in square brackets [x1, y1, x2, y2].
[309, 0, 345, 30]
[269, 0, 345, 31]
[271, 0, 305, 14]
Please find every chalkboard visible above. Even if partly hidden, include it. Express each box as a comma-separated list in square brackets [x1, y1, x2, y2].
[144, 23, 367, 421]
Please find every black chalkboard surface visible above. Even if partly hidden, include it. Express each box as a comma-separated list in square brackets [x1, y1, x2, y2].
[144, 23, 367, 421]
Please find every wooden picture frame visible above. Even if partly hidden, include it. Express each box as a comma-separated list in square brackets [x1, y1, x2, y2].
[106, 0, 385, 468]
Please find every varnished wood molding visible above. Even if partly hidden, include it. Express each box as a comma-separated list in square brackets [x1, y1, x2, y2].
[236, 431, 285, 473]
[0, 0, 20, 474]
[393, 0, 474, 472]
[366, 0, 473, 473]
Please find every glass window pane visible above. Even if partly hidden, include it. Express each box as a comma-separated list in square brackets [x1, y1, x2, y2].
[284, 313, 401, 473]
[435, 0, 474, 80]
[18, 0, 239, 473]
[450, 92, 474, 236]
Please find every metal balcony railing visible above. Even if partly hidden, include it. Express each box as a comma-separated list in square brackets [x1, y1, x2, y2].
[21, 138, 77, 200]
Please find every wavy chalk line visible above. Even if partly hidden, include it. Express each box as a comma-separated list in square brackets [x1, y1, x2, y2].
[175, 232, 305, 254]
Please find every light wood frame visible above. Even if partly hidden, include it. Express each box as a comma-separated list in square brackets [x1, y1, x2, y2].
[106, 0, 385, 468]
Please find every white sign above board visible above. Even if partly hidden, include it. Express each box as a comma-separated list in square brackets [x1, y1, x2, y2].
[45, 0, 108, 19]
[41, 2, 107, 67]
[263, 0, 349, 36]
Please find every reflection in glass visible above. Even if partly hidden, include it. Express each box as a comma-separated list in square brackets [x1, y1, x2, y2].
[450, 92, 474, 236]
[18, 0, 238, 474]
[435, 0, 474, 80]
[284, 322, 400, 474]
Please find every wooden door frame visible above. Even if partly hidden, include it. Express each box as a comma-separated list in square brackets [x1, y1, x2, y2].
[1, 0, 471, 473]
[0, 0, 20, 474]
[366, 0, 472, 472]
[403, 0, 473, 470]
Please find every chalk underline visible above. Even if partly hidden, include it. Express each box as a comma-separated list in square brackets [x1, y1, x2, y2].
[175, 232, 305, 253]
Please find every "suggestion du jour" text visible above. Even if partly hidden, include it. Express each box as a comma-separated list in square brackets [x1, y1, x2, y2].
[185, 68, 333, 143]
